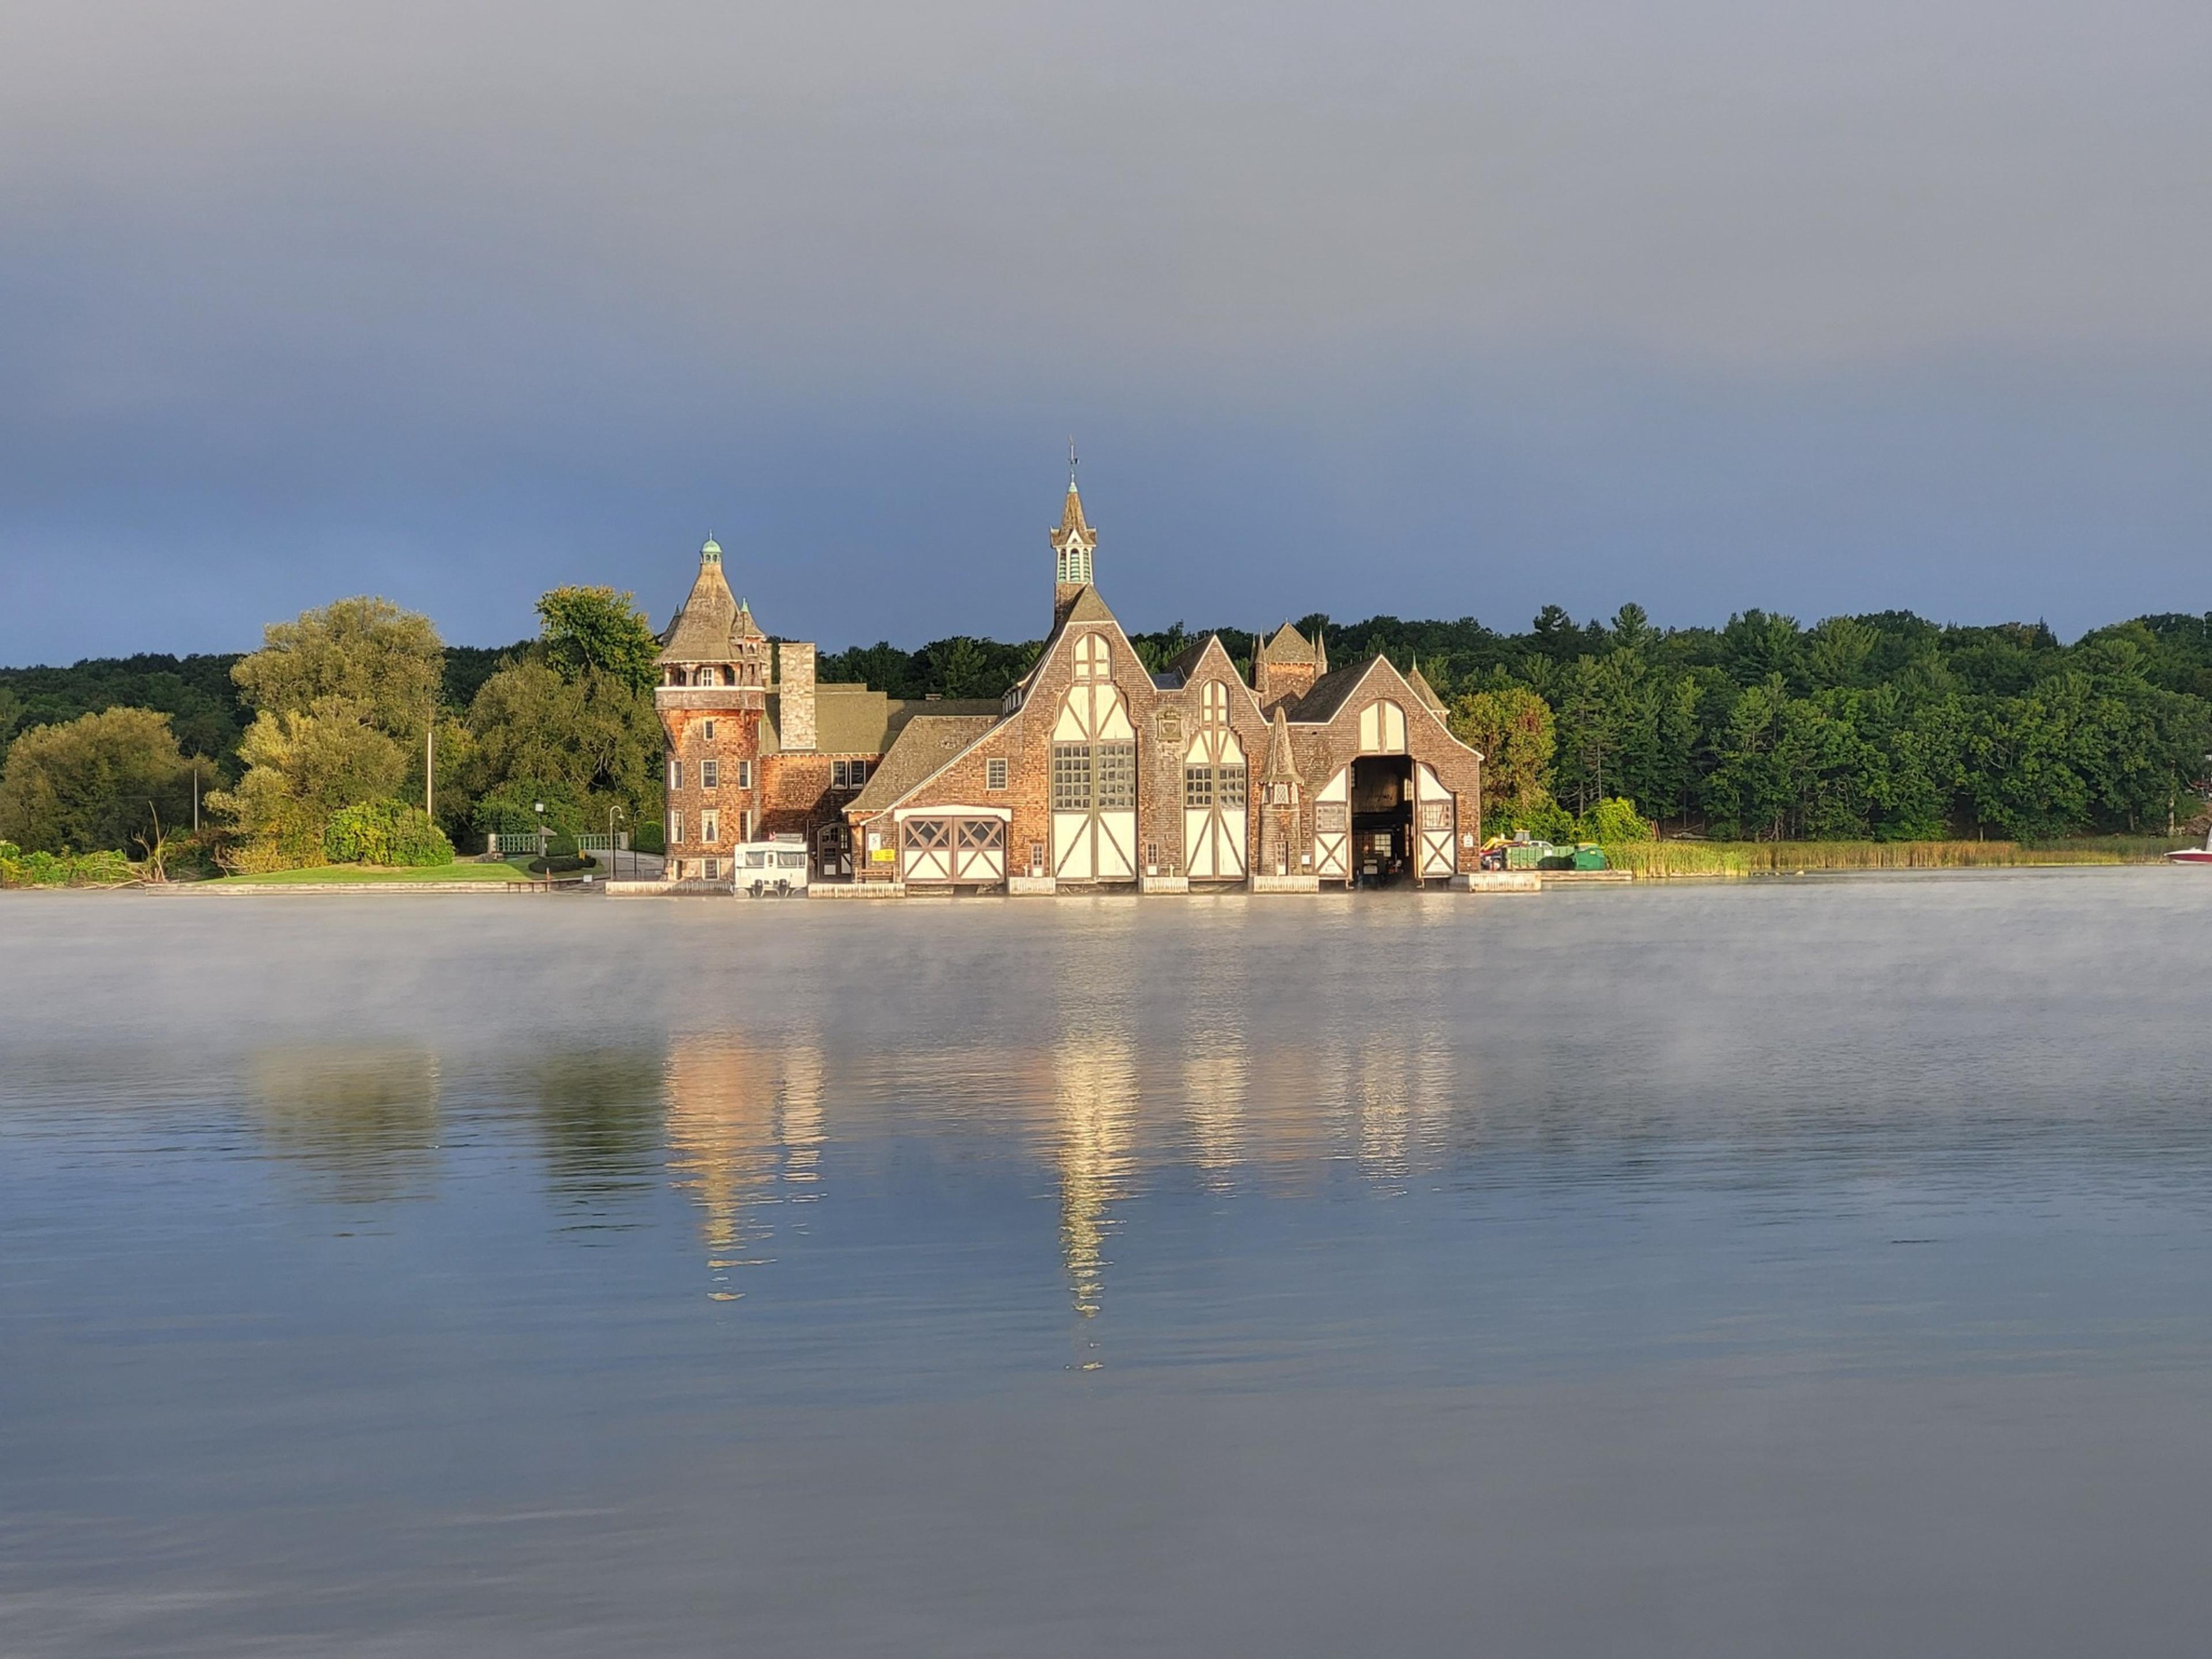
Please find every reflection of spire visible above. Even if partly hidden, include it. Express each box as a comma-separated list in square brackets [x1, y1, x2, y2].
[1055, 1033, 1136, 1327]
[662, 1032, 828, 1300]
[1183, 999, 1248, 1184]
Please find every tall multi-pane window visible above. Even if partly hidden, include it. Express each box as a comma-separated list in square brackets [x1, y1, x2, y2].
[1219, 764, 1248, 808]
[702, 720, 715, 740]
[701, 810, 719, 844]
[1200, 680, 1228, 725]
[668, 759, 682, 791]
[1184, 766, 1213, 808]
[736, 760, 752, 789]
[701, 759, 718, 789]
[986, 757, 1008, 791]
[1096, 743, 1136, 811]
[668, 812, 682, 845]
[1052, 744, 1092, 810]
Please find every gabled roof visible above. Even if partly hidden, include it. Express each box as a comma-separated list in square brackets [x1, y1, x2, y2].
[847, 714, 1002, 816]
[763, 690, 1000, 758]
[1283, 661, 1376, 723]
[1260, 621, 1316, 665]
[1010, 583, 1130, 700]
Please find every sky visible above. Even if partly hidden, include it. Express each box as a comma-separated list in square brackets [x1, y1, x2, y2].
[3, 1, 2208, 664]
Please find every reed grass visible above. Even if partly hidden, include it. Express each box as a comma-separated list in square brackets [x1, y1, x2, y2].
[1601, 836, 2194, 878]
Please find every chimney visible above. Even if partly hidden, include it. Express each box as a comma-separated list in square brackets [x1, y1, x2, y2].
[779, 641, 817, 752]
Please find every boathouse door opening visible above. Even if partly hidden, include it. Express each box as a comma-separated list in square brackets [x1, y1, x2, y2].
[1349, 755, 1414, 885]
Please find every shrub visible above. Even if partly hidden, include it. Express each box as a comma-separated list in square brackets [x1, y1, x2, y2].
[634, 817, 665, 854]
[0, 843, 135, 887]
[323, 800, 455, 866]
[1498, 798, 1575, 844]
[1582, 797, 1654, 843]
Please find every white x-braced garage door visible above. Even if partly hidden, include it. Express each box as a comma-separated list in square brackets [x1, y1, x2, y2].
[900, 815, 1007, 887]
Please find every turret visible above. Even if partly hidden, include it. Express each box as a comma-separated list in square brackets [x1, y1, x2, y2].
[1050, 474, 1097, 627]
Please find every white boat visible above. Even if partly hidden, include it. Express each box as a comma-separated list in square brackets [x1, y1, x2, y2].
[2165, 830, 2212, 866]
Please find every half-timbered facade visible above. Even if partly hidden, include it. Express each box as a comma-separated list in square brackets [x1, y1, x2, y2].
[838, 480, 1485, 891]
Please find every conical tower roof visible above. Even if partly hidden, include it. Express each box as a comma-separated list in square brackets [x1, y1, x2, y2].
[658, 537, 753, 662]
[1407, 657, 1448, 715]
[1260, 706, 1302, 785]
[1051, 481, 1096, 554]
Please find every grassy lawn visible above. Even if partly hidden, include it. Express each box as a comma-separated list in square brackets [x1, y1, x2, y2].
[215, 858, 543, 885]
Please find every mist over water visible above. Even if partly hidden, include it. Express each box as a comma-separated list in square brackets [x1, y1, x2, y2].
[5, 873, 2212, 1655]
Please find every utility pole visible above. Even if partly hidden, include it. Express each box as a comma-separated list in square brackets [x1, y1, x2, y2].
[192, 764, 199, 834]
[425, 726, 434, 820]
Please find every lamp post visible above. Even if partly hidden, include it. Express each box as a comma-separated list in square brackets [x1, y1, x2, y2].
[534, 801, 546, 873]
[609, 804, 625, 882]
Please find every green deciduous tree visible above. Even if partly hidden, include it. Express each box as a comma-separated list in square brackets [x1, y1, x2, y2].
[464, 658, 660, 833]
[1449, 686, 1555, 820]
[535, 586, 660, 696]
[0, 707, 197, 854]
[233, 597, 443, 747]
[209, 698, 408, 868]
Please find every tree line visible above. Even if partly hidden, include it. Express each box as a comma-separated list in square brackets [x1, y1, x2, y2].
[7, 600, 2212, 866]
[0, 589, 666, 872]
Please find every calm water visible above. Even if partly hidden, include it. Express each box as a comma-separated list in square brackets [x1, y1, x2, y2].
[5, 873, 2212, 1656]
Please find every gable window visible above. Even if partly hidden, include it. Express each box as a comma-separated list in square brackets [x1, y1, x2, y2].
[1071, 631, 1109, 681]
[1200, 680, 1229, 725]
[1052, 743, 1092, 810]
[701, 759, 719, 789]
[1095, 742, 1137, 811]
[986, 756, 1008, 791]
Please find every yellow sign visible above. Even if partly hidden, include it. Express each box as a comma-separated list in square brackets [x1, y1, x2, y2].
[871, 847, 896, 863]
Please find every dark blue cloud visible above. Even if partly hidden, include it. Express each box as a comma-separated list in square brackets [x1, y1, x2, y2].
[3, 2, 2207, 661]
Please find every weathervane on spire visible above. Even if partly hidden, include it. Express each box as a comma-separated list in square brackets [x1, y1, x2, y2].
[1068, 437, 1078, 491]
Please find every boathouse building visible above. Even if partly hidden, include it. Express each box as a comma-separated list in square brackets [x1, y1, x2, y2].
[654, 483, 1483, 891]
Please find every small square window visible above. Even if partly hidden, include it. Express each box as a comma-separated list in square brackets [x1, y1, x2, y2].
[986, 757, 1008, 791]
[703, 857, 719, 880]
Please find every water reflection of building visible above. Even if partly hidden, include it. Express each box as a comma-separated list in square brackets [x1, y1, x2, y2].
[1054, 1033, 1137, 1321]
[248, 1046, 441, 1203]
[662, 1030, 827, 1301]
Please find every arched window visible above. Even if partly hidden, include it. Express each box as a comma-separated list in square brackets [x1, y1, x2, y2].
[1199, 680, 1229, 725]
[1357, 700, 1408, 753]
[1071, 632, 1109, 682]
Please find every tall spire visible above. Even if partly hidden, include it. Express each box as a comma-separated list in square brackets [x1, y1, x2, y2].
[1051, 457, 1097, 601]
